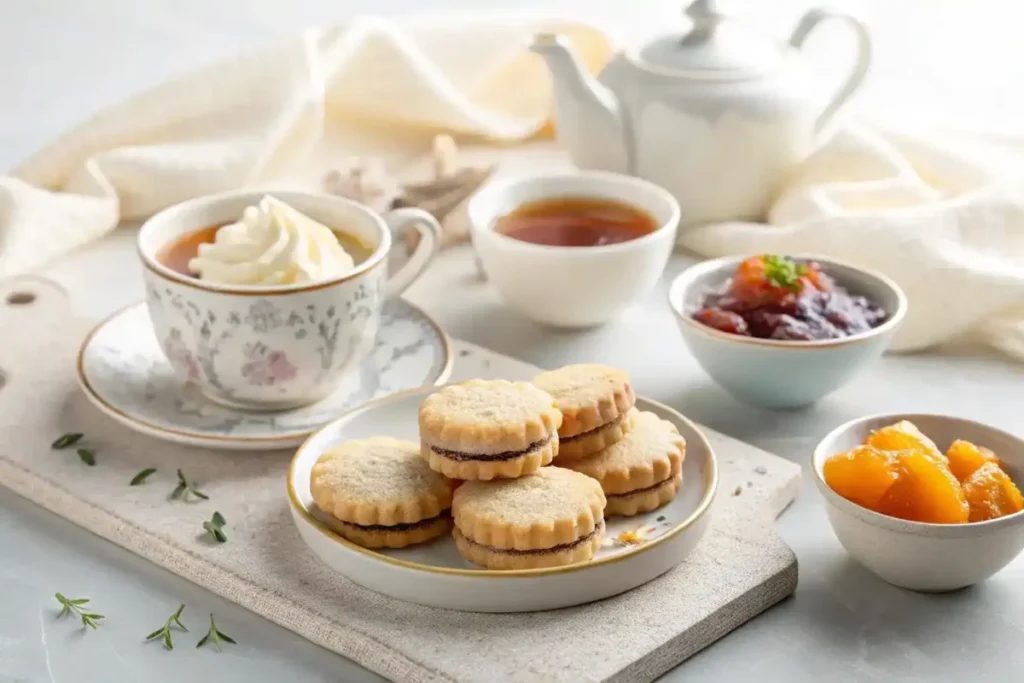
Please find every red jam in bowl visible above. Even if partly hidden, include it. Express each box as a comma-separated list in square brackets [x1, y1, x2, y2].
[691, 255, 887, 341]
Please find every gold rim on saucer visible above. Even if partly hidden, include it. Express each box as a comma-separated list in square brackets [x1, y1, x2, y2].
[76, 301, 454, 445]
[287, 391, 719, 578]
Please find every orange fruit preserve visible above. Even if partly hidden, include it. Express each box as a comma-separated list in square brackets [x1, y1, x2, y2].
[823, 421, 1022, 524]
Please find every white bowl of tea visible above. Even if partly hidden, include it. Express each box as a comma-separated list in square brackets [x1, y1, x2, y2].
[467, 171, 680, 328]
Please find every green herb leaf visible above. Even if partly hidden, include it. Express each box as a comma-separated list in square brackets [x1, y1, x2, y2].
[196, 614, 235, 651]
[77, 448, 96, 466]
[145, 604, 188, 650]
[203, 512, 228, 543]
[54, 593, 104, 632]
[172, 469, 208, 502]
[762, 255, 805, 292]
[130, 468, 157, 486]
[51, 433, 83, 449]
[171, 603, 188, 631]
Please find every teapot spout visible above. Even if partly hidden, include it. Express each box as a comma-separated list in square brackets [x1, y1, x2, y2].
[531, 33, 631, 174]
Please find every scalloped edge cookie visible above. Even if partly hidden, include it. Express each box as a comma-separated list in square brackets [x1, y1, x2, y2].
[605, 475, 682, 517]
[310, 436, 454, 529]
[422, 437, 557, 481]
[452, 467, 606, 551]
[419, 379, 562, 454]
[327, 514, 453, 549]
[452, 522, 604, 569]
[532, 364, 635, 438]
[562, 411, 685, 495]
[556, 408, 637, 461]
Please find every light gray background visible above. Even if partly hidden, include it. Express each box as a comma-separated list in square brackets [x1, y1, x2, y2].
[3, 1, 1024, 682]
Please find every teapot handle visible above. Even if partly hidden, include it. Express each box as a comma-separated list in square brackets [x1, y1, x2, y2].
[789, 8, 872, 135]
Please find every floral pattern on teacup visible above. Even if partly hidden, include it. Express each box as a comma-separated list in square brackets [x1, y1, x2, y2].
[161, 327, 200, 383]
[79, 300, 450, 446]
[143, 269, 383, 406]
[240, 342, 298, 386]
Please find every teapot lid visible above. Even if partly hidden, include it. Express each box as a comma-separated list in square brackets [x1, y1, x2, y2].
[636, 0, 783, 76]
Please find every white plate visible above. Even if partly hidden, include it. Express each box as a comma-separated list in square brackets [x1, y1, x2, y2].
[77, 301, 452, 450]
[288, 387, 719, 612]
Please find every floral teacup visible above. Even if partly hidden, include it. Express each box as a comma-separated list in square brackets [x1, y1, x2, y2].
[138, 190, 440, 410]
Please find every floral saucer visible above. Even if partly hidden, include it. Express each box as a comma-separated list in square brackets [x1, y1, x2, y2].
[77, 301, 452, 450]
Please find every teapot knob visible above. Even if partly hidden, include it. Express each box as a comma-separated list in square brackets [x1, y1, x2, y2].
[682, 0, 723, 44]
[685, 0, 718, 20]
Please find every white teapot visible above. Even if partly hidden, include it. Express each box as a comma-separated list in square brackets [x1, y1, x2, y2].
[531, 0, 871, 228]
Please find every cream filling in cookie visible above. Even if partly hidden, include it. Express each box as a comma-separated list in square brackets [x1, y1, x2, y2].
[426, 435, 553, 462]
[605, 477, 675, 499]
[458, 521, 605, 556]
[338, 511, 450, 532]
[560, 413, 627, 443]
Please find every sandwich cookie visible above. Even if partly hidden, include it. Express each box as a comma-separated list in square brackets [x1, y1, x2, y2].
[562, 411, 686, 516]
[418, 379, 562, 480]
[452, 467, 607, 570]
[310, 436, 455, 548]
[532, 364, 636, 460]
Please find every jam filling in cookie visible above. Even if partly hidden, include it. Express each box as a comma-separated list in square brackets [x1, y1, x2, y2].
[458, 521, 605, 556]
[427, 435, 553, 462]
[338, 511, 451, 532]
[605, 477, 676, 499]
[559, 413, 628, 444]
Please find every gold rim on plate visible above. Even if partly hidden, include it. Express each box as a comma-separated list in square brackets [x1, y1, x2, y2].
[287, 391, 719, 578]
[76, 301, 454, 444]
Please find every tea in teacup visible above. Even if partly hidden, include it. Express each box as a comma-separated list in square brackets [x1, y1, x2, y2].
[495, 196, 657, 248]
[155, 195, 375, 287]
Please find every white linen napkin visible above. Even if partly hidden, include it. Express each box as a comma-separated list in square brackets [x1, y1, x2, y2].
[0, 15, 613, 277]
[679, 124, 1024, 359]
[5, 12, 1024, 361]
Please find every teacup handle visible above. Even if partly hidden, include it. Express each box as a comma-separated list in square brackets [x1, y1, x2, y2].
[383, 207, 442, 299]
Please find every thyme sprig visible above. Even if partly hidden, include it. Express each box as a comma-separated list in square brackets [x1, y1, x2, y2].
[196, 614, 236, 651]
[130, 468, 157, 486]
[145, 604, 188, 650]
[203, 512, 227, 543]
[171, 469, 208, 502]
[54, 593, 105, 630]
[51, 433, 83, 449]
[762, 254, 809, 292]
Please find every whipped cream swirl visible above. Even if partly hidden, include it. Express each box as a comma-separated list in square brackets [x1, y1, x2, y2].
[188, 195, 356, 286]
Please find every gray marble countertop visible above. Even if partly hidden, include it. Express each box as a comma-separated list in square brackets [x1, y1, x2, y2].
[4, 1, 1024, 682]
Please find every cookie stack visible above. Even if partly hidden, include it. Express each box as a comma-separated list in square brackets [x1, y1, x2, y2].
[533, 364, 686, 517]
[418, 378, 608, 569]
[309, 436, 455, 548]
[306, 365, 685, 570]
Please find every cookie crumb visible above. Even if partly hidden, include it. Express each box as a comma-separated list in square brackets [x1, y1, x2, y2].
[754, 465, 768, 475]
[656, 515, 667, 522]
[615, 524, 655, 547]
[732, 485, 743, 496]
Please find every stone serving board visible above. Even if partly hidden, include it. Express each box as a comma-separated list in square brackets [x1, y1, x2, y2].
[0, 275, 801, 683]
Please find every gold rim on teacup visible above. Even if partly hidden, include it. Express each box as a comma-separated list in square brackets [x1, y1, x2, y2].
[137, 189, 393, 296]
